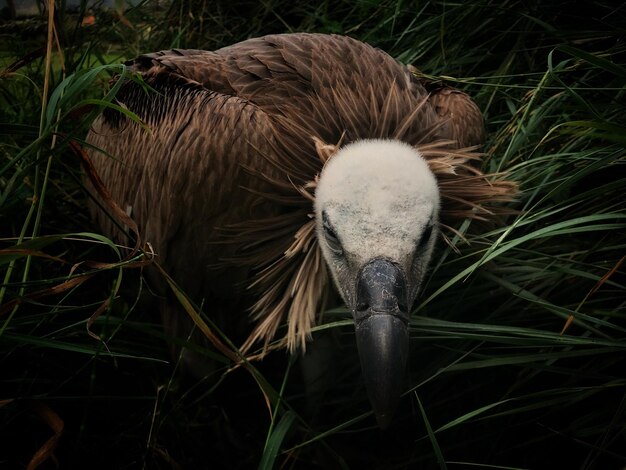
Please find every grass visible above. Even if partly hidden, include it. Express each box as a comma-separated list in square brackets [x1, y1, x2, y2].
[1, 0, 625, 468]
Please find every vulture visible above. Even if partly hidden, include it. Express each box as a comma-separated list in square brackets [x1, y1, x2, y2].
[85, 33, 515, 428]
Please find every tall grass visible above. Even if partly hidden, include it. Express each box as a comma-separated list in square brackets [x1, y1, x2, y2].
[1, 0, 625, 468]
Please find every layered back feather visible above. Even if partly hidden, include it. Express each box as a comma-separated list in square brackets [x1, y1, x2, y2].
[86, 33, 516, 355]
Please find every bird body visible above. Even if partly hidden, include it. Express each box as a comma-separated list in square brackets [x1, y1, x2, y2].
[86, 33, 515, 426]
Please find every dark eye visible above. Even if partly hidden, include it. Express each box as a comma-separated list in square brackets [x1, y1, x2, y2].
[322, 211, 343, 256]
[418, 222, 434, 249]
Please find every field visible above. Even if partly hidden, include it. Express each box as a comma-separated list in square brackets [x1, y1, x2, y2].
[1, 1, 625, 468]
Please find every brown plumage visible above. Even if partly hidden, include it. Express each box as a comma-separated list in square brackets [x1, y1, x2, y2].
[407, 64, 486, 150]
[86, 33, 515, 363]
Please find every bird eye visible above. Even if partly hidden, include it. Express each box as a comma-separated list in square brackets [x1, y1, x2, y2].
[418, 222, 434, 249]
[325, 228, 343, 256]
[322, 211, 343, 256]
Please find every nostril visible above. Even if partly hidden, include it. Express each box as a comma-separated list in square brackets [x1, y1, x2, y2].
[356, 259, 408, 315]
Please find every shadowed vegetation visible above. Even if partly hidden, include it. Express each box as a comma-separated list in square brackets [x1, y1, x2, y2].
[1, 0, 625, 468]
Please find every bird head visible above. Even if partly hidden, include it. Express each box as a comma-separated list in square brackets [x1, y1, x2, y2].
[315, 139, 439, 428]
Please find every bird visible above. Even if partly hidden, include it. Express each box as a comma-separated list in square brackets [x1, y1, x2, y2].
[85, 33, 516, 428]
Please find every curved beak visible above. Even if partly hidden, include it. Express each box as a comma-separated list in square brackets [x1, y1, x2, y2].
[354, 258, 410, 429]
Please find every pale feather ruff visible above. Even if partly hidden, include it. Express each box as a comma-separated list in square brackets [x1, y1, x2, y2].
[241, 138, 516, 356]
[315, 140, 439, 215]
[315, 140, 439, 268]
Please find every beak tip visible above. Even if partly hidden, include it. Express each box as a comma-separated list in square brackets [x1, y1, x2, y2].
[374, 408, 395, 430]
[355, 314, 409, 430]
[368, 378, 403, 430]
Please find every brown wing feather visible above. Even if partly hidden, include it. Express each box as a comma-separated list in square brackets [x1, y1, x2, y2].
[86, 70, 286, 359]
[89, 72, 279, 289]
[87, 33, 515, 357]
[427, 86, 486, 148]
[407, 65, 487, 149]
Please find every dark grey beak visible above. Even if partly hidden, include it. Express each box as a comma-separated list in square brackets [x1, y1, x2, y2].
[354, 258, 410, 429]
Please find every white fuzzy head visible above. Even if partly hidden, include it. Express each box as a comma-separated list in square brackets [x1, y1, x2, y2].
[315, 139, 440, 310]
